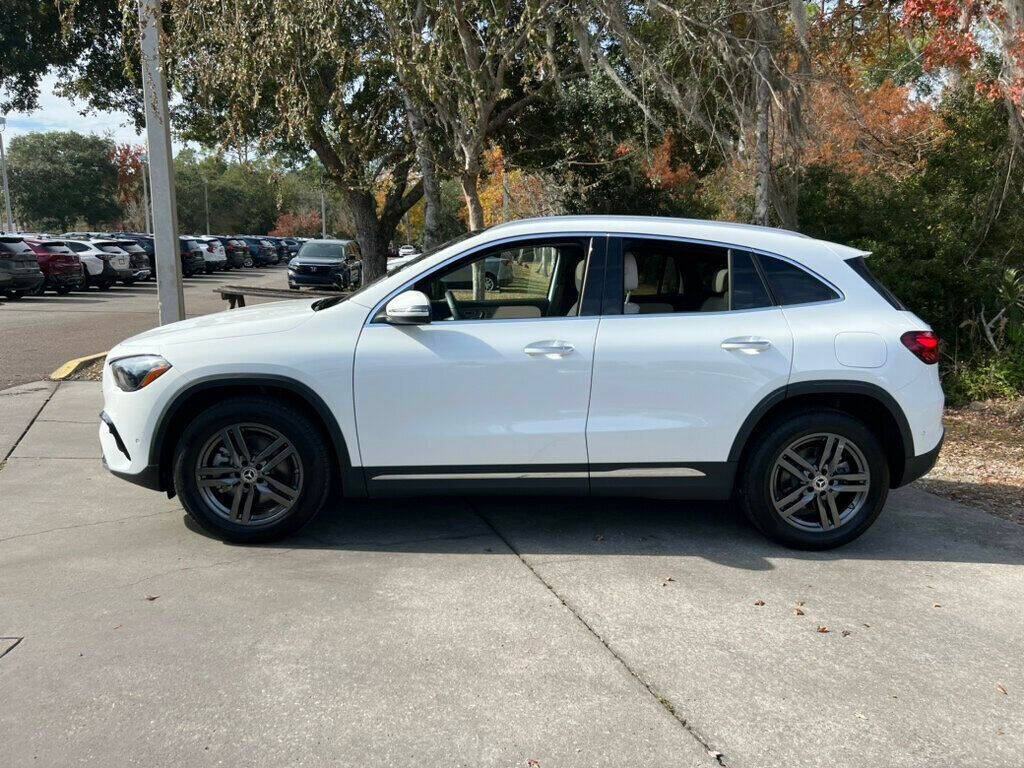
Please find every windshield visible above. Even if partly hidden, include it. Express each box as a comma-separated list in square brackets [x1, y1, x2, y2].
[312, 231, 480, 311]
[298, 241, 347, 259]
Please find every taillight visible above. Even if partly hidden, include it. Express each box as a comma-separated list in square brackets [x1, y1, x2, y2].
[901, 331, 940, 365]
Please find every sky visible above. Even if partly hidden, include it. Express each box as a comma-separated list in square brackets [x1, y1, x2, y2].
[2, 71, 166, 149]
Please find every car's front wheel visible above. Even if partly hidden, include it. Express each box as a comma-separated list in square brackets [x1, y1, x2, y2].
[737, 408, 889, 550]
[173, 397, 333, 543]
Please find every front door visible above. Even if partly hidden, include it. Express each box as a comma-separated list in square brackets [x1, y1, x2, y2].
[354, 235, 604, 495]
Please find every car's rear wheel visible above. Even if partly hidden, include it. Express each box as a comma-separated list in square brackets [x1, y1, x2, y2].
[173, 397, 333, 543]
[737, 408, 889, 550]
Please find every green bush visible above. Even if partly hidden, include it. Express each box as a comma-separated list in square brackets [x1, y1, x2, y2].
[942, 351, 1024, 406]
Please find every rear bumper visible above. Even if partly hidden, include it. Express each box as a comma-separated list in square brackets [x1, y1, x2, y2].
[897, 430, 944, 487]
[45, 271, 85, 289]
[6, 272, 44, 292]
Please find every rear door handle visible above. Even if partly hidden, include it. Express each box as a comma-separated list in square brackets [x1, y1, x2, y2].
[721, 336, 772, 352]
[524, 340, 575, 357]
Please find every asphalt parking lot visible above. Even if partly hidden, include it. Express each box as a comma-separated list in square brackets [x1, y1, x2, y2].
[2, 381, 1022, 767]
[0, 266, 288, 389]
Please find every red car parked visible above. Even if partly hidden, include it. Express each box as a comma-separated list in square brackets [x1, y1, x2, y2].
[24, 239, 86, 295]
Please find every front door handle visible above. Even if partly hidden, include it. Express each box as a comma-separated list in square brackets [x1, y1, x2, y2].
[524, 340, 575, 357]
[721, 336, 772, 353]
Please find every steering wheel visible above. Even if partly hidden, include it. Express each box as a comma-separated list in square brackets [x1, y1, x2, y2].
[445, 289, 462, 320]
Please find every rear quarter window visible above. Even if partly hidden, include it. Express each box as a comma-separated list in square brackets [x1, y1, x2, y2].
[758, 255, 839, 305]
[845, 256, 906, 310]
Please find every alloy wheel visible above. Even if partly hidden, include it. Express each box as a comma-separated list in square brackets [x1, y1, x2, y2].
[770, 432, 870, 532]
[195, 423, 304, 526]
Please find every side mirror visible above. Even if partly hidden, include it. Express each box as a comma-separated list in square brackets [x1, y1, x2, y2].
[385, 290, 432, 325]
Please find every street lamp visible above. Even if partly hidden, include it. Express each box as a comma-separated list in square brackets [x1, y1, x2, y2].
[0, 116, 14, 232]
[139, 151, 151, 234]
[203, 177, 210, 235]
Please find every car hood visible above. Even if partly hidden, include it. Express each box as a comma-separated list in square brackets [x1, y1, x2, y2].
[117, 300, 316, 349]
[291, 256, 346, 265]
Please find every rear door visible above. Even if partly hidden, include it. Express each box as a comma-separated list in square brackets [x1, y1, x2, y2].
[586, 236, 794, 493]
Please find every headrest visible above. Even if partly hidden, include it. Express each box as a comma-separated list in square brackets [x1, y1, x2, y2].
[574, 259, 585, 290]
[624, 253, 638, 292]
[712, 268, 729, 293]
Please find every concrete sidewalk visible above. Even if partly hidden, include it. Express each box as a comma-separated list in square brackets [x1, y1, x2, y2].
[2, 380, 1022, 767]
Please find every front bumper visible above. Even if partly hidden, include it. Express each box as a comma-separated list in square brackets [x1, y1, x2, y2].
[288, 270, 347, 289]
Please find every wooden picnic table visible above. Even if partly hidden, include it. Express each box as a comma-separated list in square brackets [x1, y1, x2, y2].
[215, 284, 349, 309]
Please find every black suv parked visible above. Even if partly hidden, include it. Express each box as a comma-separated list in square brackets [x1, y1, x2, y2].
[0, 236, 45, 299]
[180, 238, 206, 277]
[236, 236, 277, 266]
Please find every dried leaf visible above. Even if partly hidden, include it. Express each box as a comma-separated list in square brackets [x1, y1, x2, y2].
[817, 625, 830, 633]
[753, 600, 765, 606]
[144, 595, 159, 602]
[996, 683, 1008, 695]
[841, 630, 851, 637]
[527, 760, 540, 767]
[794, 607, 805, 616]
[933, 603, 941, 608]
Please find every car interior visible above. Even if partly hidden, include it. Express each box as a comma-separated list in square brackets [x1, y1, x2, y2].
[415, 238, 590, 321]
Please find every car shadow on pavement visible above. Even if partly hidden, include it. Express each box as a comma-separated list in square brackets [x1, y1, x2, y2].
[183, 488, 1024, 570]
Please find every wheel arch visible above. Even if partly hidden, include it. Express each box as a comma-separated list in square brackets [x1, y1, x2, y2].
[150, 374, 365, 498]
[729, 380, 913, 488]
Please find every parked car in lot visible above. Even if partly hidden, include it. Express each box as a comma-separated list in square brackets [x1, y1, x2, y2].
[263, 237, 289, 262]
[111, 233, 156, 278]
[287, 238, 361, 290]
[63, 239, 119, 290]
[397, 244, 419, 258]
[112, 239, 153, 283]
[193, 237, 229, 273]
[0, 236, 45, 299]
[25, 238, 85, 294]
[101, 216, 944, 549]
[236, 236, 277, 266]
[282, 238, 301, 256]
[206, 236, 250, 269]
[180, 237, 207, 277]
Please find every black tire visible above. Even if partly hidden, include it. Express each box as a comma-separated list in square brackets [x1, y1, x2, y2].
[243, 256, 254, 268]
[123, 278, 136, 286]
[172, 397, 333, 543]
[736, 408, 889, 550]
[5, 290, 23, 300]
[484, 272, 497, 292]
[56, 285, 70, 295]
[99, 281, 112, 291]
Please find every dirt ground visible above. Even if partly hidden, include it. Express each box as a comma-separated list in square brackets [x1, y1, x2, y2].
[917, 398, 1024, 526]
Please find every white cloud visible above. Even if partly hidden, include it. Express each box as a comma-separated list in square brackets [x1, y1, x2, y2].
[2, 71, 188, 151]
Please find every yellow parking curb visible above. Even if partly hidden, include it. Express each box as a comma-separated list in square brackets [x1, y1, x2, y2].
[50, 352, 108, 381]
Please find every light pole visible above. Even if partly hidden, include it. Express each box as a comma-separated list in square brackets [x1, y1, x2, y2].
[0, 116, 14, 232]
[138, 0, 184, 324]
[320, 188, 327, 238]
[139, 152, 151, 234]
[203, 177, 210, 235]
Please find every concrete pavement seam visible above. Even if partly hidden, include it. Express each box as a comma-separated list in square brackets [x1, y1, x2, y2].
[2, 382, 60, 463]
[471, 503, 728, 767]
[0, 507, 182, 544]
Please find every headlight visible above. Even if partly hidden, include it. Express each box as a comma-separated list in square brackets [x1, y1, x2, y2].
[288, 259, 298, 269]
[110, 355, 171, 392]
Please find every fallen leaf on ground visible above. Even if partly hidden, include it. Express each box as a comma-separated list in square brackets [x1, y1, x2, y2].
[794, 607, 805, 616]
[144, 595, 159, 602]
[996, 683, 1008, 695]
[754, 600, 765, 606]
[933, 603, 941, 608]
[665, 577, 675, 582]
[527, 760, 540, 767]
[817, 625, 830, 633]
[841, 630, 851, 637]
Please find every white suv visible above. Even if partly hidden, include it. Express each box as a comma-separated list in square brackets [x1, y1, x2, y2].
[100, 217, 944, 549]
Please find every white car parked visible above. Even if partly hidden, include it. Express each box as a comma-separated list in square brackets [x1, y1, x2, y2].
[190, 236, 228, 273]
[100, 216, 944, 549]
[64, 239, 132, 290]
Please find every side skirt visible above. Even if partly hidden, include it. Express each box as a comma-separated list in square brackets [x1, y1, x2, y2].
[362, 462, 736, 500]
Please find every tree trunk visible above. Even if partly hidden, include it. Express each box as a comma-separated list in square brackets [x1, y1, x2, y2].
[346, 190, 390, 284]
[404, 94, 444, 250]
[752, 15, 773, 227]
[460, 168, 486, 299]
